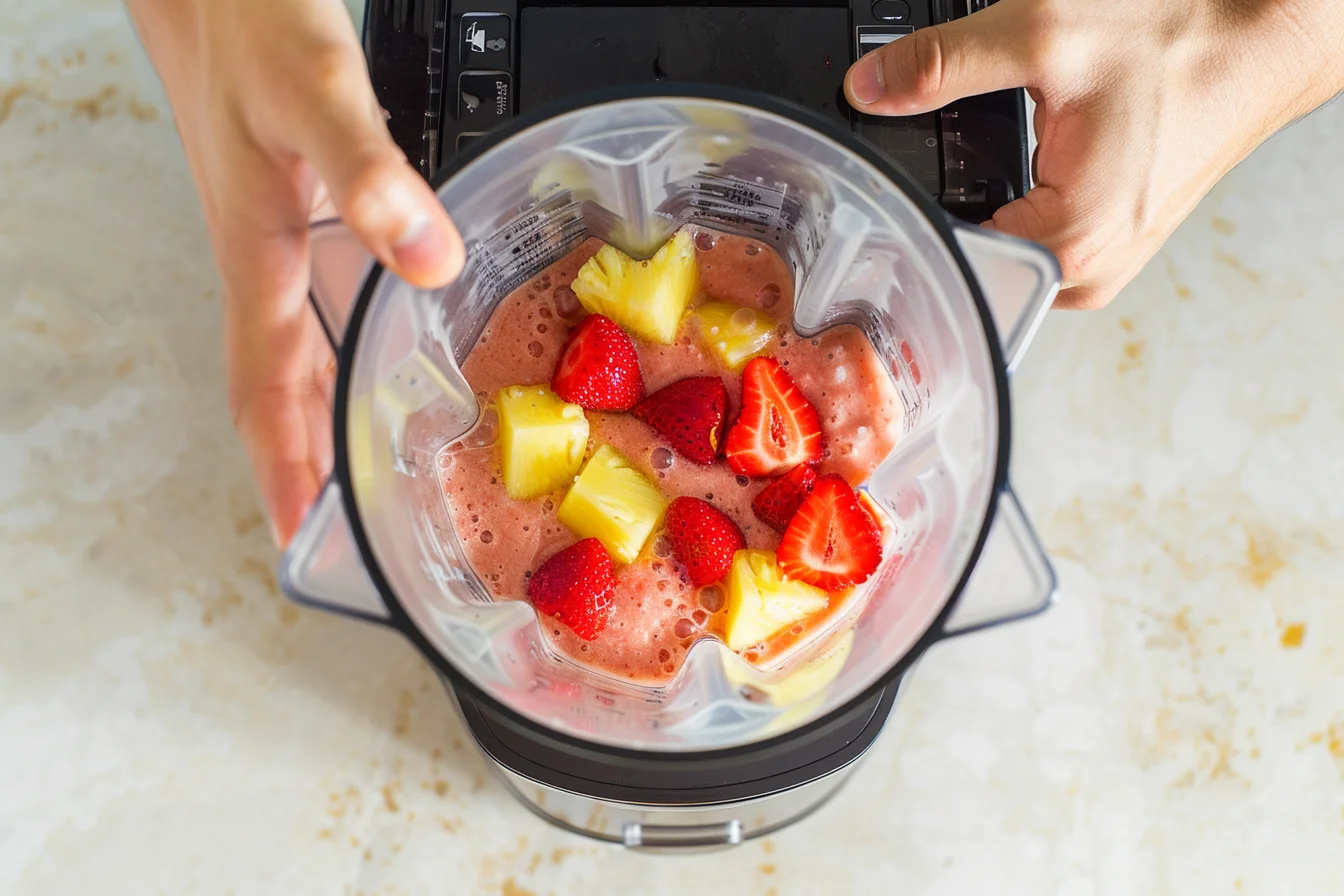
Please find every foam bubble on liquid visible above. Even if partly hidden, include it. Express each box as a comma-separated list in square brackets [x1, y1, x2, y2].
[698, 585, 725, 612]
[673, 618, 696, 639]
[650, 447, 675, 470]
[758, 284, 781, 308]
[462, 409, 498, 449]
[694, 231, 716, 252]
[527, 341, 544, 358]
[553, 285, 581, 317]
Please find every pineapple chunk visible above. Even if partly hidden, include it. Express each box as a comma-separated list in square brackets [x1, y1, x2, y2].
[571, 231, 699, 344]
[688, 302, 775, 370]
[496, 385, 589, 500]
[725, 550, 828, 651]
[723, 630, 855, 704]
[557, 445, 667, 563]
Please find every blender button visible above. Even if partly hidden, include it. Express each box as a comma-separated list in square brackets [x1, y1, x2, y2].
[457, 71, 513, 127]
[457, 132, 488, 151]
[871, 0, 912, 22]
[459, 13, 512, 67]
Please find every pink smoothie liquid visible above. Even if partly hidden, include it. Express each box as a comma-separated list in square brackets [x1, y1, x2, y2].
[437, 229, 904, 685]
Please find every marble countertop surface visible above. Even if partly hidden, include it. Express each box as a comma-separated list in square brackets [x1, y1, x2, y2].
[4, 3, 1344, 895]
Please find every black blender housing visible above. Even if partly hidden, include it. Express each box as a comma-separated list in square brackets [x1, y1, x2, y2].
[355, 0, 1025, 813]
[363, 0, 1029, 224]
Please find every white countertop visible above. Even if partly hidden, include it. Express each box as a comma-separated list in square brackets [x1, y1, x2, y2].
[3, 4, 1344, 894]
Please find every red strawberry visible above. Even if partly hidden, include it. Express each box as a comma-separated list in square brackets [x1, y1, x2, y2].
[751, 464, 818, 533]
[632, 377, 729, 465]
[777, 475, 883, 591]
[664, 497, 746, 586]
[552, 315, 645, 411]
[527, 538, 616, 640]
[724, 357, 823, 478]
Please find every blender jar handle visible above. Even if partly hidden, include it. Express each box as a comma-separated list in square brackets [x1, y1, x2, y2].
[953, 225, 1061, 374]
[278, 213, 390, 622]
[308, 217, 374, 351]
[938, 487, 1056, 638]
[278, 480, 391, 623]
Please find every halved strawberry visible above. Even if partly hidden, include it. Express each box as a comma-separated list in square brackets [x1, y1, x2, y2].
[751, 464, 818, 533]
[551, 314, 645, 411]
[777, 475, 882, 591]
[527, 538, 616, 640]
[632, 377, 729, 465]
[724, 357, 823, 478]
[664, 497, 746, 586]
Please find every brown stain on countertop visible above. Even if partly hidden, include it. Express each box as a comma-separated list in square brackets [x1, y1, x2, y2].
[1214, 250, 1262, 284]
[1243, 530, 1285, 588]
[1210, 216, 1237, 236]
[0, 81, 160, 127]
[1119, 340, 1145, 374]
[1280, 623, 1306, 648]
[501, 880, 536, 896]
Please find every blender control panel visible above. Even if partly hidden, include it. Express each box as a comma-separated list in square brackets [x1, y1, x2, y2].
[363, 0, 1028, 222]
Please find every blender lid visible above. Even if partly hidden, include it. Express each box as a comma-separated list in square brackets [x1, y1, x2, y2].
[284, 85, 1060, 757]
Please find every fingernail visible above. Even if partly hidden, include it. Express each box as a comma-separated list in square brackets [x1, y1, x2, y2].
[391, 207, 457, 281]
[849, 55, 885, 105]
[269, 518, 284, 550]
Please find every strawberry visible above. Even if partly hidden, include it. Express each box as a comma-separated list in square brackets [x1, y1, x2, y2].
[527, 538, 616, 640]
[751, 464, 818, 533]
[632, 377, 729, 465]
[724, 357, 823, 478]
[551, 314, 645, 411]
[777, 475, 883, 591]
[664, 496, 746, 586]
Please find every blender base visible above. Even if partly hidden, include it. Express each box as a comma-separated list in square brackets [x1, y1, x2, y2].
[445, 676, 903, 851]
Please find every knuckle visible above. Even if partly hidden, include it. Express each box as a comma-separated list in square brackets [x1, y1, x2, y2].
[307, 43, 367, 99]
[1050, 234, 1103, 286]
[900, 28, 949, 104]
[332, 154, 406, 225]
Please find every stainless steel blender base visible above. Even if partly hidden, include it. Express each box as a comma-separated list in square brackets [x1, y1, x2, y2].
[491, 756, 860, 851]
[443, 673, 907, 851]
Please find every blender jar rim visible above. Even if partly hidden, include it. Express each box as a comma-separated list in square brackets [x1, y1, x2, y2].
[328, 84, 1015, 760]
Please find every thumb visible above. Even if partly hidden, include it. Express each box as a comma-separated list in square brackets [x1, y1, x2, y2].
[845, 2, 1038, 115]
[287, 51, 466, 289]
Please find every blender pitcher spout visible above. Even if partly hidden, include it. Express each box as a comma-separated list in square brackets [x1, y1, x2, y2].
[953, 225, 1060, 373]
[279, 481, 390, 623]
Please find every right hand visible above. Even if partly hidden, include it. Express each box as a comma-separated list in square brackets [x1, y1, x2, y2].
[844, 0, 1344, 309]
[127, 0, 465, 547]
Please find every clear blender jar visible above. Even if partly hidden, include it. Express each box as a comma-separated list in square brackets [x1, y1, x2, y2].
[284, 87, 1059, 847]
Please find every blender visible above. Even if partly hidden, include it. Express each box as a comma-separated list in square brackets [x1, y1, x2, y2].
[283, 86, 1060, 849]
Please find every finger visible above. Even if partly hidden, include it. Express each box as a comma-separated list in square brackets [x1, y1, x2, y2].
[219, 222, 330, 547]
[277, 19, 465, 288]
[845, 2, 1039, 114]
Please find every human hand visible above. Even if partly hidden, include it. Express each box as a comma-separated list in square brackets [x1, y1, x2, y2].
[844, 0, 1344, 309]
[128, 0, 465, 546]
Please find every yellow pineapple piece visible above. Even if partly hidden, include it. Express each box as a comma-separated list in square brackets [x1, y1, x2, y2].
[724, 550, 828, 651]
[557, 445, 667, 564]
[571, 231, 698, 344]
[496, 385, 589, 501]
[688, 301, 776, 370]
[723, 630, 855, 704]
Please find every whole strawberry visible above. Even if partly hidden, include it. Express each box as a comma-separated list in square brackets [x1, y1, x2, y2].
[664, 496, 746, 586]
[552, 314, 645, 411]
[632, 377, 729, 465]
[527, 539, 616, 640]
